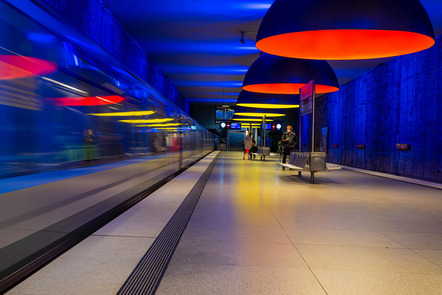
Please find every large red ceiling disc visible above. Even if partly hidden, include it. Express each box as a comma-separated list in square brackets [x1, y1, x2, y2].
[256, 0, 435, 60]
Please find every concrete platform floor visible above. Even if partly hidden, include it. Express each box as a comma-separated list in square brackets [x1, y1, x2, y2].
[8, 151, 442, 295]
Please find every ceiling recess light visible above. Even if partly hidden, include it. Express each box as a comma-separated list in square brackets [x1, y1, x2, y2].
[119, 118, 174, 124]
[234, 106, 286, 117]
[232, 118, 274, 122]
[236, 90, 299, 109]
[256, 0, 435, 60]
[88, 111, 155, 116]
[242, 54, 339, 95]
[135, 123, 183, 127]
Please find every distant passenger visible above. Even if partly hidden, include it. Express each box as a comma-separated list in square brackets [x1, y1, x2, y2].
[280, 125, 298, 164]
[243, 134, 255, 159]
[84, 129, 96, 161]
[250, 137, 258, 159]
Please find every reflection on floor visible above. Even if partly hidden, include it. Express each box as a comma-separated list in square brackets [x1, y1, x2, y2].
[156, 152, 442, 295]
[8, 152, 442, 295]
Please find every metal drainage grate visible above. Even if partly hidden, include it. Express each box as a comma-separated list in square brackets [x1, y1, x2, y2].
[117, 153, 219, 295]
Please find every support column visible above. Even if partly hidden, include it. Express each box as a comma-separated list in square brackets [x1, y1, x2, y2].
[262, 115, 266, 147]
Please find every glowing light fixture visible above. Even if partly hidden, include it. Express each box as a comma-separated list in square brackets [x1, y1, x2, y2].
[153, 127, 180, 130]
[119, 118, 174, 124]
[88, 111, 154, 117]
[52, 95, 124, 106]
[242, 54, 339, 95]
[236, 90, 299, 109]
[0, 20, 58, 80]
[0, 55, 57, 80]
[256, 0, 435, 60]
[232, 118, 274, 122]
[234, 106, 285, 117]
[241, 123, 262, 127]
[135, 123, 183, 127]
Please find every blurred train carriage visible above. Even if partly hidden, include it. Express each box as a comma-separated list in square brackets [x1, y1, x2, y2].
[0, 2, 214, 178]
[0, 2, 215, 290]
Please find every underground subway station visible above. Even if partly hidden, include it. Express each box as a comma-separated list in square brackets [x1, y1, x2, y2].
[0, 0, 441, 294]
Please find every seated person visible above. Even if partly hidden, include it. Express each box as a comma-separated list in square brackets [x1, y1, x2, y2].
[250, 143, 258, 159]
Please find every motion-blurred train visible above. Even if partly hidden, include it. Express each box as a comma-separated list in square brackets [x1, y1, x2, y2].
[0, 2, 214, 290]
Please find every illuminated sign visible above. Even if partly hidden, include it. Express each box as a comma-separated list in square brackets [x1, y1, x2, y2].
[230, 123, 241, 129]
[300, 80, 314, 116]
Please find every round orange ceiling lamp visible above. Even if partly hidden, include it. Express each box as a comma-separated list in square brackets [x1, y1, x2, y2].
[242, 54, 339, 95]
[256, 0, 435, 60]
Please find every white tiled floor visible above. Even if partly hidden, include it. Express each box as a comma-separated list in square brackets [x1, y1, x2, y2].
[156, 152, 442, 295]
[7, 151, 442, 295]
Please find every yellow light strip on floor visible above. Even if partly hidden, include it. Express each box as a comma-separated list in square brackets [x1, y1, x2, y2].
[88, 110, 155, 116]
[119, 118, 174, 123]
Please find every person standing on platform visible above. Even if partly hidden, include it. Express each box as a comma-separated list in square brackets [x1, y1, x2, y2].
[243, 134, 255, 159]
[280, 125, 298, 164]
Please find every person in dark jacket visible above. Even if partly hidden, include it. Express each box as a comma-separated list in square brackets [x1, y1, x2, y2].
[280, 125, 298, 164]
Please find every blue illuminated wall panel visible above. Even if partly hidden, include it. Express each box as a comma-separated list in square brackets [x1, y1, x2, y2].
[315, 37, 441, 183]
[39, 0, 189, 113]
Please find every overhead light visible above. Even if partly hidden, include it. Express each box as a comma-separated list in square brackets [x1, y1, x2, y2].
[152, 127, 180, 130]
[234, 105, 285, 117]
[51, 95, 124, 106]
[256, 0, 435, 60]
[119, 118, 174, 124]
[0, 20, 58, 80]
[232, 118, 274, 122]
[236, 90, 299, 109]
[241, 123, 262, 127]
[135, 123, 183, 127]
[88, 110, 154, 117]
[242, 54, 339, 95]
[0, 56, 57, 80]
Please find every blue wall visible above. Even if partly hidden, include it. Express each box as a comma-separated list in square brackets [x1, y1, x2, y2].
[38, 0, 189, 114]
[315, 37, 441, 183]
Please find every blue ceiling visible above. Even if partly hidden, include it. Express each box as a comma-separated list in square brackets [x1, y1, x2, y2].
[103, 0, 442, 105]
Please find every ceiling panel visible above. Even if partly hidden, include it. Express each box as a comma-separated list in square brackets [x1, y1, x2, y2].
[103, 0, 442, 106]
